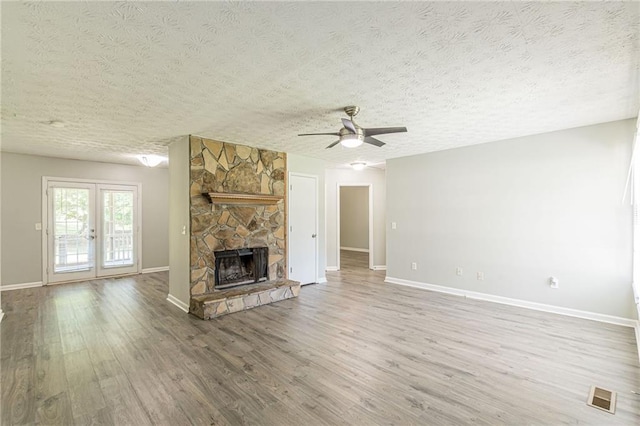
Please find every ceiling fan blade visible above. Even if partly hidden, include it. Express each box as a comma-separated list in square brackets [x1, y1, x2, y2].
[341, 118, 357, 133]
[364, 136, 386, 147]
[325, 140, 341, 149]
[299, 132, 340, 137]
[363, 126, 407, 136]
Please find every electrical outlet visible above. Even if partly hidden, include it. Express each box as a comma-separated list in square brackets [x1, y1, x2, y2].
[549, 277, 559, 289]
[411, 262, 417, 270]
[477, 272, 484, 281]
[456, 267, 463, 276]
[391, 222, 397, 230]
[35, 223, 42, 231]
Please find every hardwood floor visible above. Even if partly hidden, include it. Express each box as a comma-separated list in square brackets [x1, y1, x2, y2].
[339, 249, 369, 270]
[2, 254, 639, 425]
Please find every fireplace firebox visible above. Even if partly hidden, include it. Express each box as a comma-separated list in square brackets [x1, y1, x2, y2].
[214, 247, 269, 290]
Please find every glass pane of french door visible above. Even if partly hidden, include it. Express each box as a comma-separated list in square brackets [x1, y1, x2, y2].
[49, 183, 96, 283]
[97, 184, 138, 276]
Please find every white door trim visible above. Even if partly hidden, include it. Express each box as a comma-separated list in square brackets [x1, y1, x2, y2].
[336, 183, 374, 270]
[288, 172, 319, 284]
[41, 176, 143, 285]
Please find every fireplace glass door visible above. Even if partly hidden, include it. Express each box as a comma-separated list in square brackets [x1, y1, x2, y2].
[214, 247, 268, 289]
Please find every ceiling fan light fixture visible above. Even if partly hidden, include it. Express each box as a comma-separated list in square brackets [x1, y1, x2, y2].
[138, 155, 165, 167]
[298, 105, 406, 150]
[351, 162, 367, 171]
[340, 133, 363, 148]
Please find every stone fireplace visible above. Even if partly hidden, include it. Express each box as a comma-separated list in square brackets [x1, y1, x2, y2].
[188, 136, 300, 319]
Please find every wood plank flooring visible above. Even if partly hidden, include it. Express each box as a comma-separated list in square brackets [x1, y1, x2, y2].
[2, 252, 639, 425]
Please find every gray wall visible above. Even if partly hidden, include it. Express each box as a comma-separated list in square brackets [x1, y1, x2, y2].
[168, 137, 191, 306]
[387, 119, 635, 318]
[288, 153, 327, 280]
[340, 186, 369, 250]
[1, 153, 169, 286]
[326, 167, 386, 269]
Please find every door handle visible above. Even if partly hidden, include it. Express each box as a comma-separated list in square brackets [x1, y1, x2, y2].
[312, 233, 317, 238]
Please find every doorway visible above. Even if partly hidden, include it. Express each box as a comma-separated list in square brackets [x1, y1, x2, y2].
[337, 184, 373, 270]
[43, 178, 141, 284]
[288, 173, 318, 285]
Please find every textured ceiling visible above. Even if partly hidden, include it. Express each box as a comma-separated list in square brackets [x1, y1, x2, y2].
[2, 1, 639, 167]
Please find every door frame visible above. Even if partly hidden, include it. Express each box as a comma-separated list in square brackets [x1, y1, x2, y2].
[41, 176, 143, 285]
[287, 172, 319, 285]
[336, 183, 374, 271]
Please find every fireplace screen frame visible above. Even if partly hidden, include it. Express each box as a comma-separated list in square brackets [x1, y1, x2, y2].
[214, 247, 269, 290]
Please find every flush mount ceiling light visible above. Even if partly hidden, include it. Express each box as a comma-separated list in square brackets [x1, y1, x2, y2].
[351, 162, 367, 171]
[138, 155, 165, 167]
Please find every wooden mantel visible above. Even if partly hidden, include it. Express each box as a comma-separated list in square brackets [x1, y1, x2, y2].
[203, 192, 283, 205]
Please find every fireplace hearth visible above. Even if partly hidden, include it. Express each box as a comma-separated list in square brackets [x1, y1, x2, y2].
[214, 247, 268, 290]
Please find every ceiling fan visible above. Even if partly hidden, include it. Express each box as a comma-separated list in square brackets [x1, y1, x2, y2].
[298, 106, 407, 149]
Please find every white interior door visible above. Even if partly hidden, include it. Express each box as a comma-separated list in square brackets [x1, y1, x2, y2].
[288, 174, 318, 285]
[46, 179, 140, 284]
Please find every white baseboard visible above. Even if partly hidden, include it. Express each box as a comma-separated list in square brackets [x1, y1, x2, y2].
[1, 281, 43, 291]
[372, 265, 387, 271]
[0, 310, 4, 322]
[384, 276, 637, 328]
[325, 266, 339, 272]
[316, 277, 327, 284]
[340, 246, 369, 253]
[142, 266, 169, 274]
[166, 294, 189, 313]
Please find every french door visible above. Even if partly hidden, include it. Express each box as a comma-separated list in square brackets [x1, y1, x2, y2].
[45, 179, 140, 284]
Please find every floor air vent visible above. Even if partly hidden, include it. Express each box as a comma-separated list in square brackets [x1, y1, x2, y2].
[587, 385, 616, 414]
